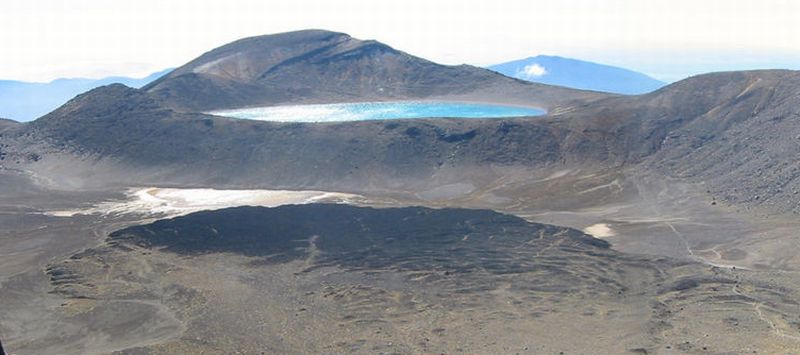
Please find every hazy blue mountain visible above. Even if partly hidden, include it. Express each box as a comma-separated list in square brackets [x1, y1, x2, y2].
[488, 56, 665, 95]
[0, 69, 172, 121]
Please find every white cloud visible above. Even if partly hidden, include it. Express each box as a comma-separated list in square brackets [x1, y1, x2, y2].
[520, 64, 548, 78]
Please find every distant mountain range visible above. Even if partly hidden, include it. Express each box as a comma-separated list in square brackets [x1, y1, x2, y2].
[0, 29, 795, 216]
[3, 30, 608, 189]
[0, 69, 172, 121]
[0, 52, 667, 122]
[488, 55, 666, 95]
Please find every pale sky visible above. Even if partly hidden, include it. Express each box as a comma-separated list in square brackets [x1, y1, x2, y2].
[1, 0, 799, 83]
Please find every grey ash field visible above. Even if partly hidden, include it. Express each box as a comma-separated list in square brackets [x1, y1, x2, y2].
[2, 30, 800, 354]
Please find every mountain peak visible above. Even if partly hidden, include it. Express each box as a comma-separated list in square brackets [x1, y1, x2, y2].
[240, 29, 351, 41]
[144, 30, 358, 86]
[489, 56, 665, 95]
[648, 69, 799, 96]
[36, 84, 162, 123]
[0, 69, 172, 122]
[143, 30, 602, 112]
[0, 117, 19, 131]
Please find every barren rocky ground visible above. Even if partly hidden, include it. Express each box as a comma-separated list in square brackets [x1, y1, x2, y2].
[2, 30, 800, 354]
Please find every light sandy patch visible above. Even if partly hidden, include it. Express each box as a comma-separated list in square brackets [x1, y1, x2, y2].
[529, 169, 574, 183]
[583, 223, 615, 238]
[46, 187, 362, 218]
[577, 178, 622, 195]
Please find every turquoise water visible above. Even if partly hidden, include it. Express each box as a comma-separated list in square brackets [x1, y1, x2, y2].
[211, 101, 544, 122]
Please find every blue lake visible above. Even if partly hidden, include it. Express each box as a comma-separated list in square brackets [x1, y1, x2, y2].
[210, 102, 544, 122]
